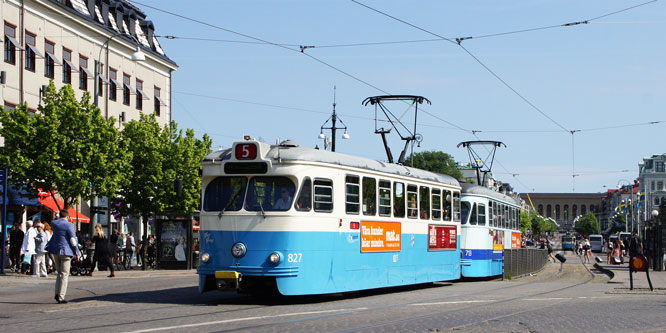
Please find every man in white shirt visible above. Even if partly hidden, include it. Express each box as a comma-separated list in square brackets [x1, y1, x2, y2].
[273, 189, 292, 211]
[21, 220, 37, 275]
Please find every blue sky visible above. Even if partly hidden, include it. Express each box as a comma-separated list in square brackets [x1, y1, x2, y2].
[131, 0, 665, 193]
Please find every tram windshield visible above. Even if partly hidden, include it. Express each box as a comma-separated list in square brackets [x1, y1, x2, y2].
[245, 176, 295, 211]
[203, 176, 247, 212]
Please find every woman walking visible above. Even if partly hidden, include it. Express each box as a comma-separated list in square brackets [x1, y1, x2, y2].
[88, 224, 115, 277]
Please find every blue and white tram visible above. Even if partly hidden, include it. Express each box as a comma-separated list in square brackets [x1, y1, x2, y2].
[460, 183, 522, 277]
[197, 138, 462, 295]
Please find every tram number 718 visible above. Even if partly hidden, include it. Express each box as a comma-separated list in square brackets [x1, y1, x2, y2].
[287, 253, 303, 263]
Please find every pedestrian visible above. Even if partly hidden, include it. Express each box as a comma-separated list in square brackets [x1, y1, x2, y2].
[546, 241, 557, 263]
[9, 223, 24, 272]
[109, 229, 119, 267]
[48, 210, 81, 304]
[126, 232, 136, 269]
[33, 222, 49, 277]
[43, 222, 54, 273]
[583, 237, 591, 263]
[21, 220, 36, 275]
[629, 230, 643, 256]
[88, 224, 114, 278]
[611, 240, 621, 264]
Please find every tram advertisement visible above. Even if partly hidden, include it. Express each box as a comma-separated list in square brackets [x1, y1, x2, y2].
[361, 221, 401, 252]
[159, 220, 188, 262]
[493, 230, 504, 251]
[512, 232, 521, 249]
[428, 225, 457, 250]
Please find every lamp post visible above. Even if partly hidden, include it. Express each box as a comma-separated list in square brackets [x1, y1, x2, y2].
[93, 32, 146, 109]
[91, 32, 145, 240]
[651, 209, 662, 271]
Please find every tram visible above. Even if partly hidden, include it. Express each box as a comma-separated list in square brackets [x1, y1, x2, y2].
[197, 138, 462, 295]
[460, 183, 522, 277]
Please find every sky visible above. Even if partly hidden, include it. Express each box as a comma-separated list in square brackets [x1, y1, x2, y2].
[129, 0, 665, 194]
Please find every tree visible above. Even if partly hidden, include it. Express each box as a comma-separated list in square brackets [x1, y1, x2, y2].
[404, 150, 463, 179]
[575, 212, 600, 236]
[607, 214, 626, 234]
[0, 82, 128, 210]
[114, 113, 210, 269]
[520, 211, 532, 233]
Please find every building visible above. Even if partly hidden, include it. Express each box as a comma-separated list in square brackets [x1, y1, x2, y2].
[2, 0, 177, 126]
[638, 154, 666, 223]
[519, 193, 604, 232]
[2, 0, 177, 235]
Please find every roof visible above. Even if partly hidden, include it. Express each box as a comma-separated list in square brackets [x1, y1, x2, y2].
[461, 182, 521, 205]
[205, 143, 460, 187]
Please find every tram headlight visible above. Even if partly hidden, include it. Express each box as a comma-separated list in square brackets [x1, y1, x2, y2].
[231, 242, 247, 258]
[200, 252, 211, 263]
[269, 252, 281, 265]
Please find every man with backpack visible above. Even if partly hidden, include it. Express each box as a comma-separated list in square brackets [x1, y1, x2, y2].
[629, 230, 643, 256]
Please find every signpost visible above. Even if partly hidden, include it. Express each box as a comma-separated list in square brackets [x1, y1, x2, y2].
[629, 254, 653, 291]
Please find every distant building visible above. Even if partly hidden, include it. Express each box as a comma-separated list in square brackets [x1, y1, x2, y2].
[638, 154, 666, 223]
[519, 193, 604, 232]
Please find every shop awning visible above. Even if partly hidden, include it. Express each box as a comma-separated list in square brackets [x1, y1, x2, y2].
[38, 193, 90, 223]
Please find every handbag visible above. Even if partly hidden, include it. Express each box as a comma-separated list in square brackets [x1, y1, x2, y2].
[22, 253, 32, 265]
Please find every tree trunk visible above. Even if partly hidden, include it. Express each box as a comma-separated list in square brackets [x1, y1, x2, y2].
[142, 213, 149, 271]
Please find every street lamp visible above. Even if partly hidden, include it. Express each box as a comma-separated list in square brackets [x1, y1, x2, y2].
[318, 86, 349, 152]
[93, 32, 146, 108]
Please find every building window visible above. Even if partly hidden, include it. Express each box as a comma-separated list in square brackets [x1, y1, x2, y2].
[657, 161, 665, 173]
[154, 87, 161, 116]
[123, 73, 131, 105]
[4, 23, 17, 65]
[546, 204, 552, 218]
[97, 61, 104, 97]
[79, 55, 89, 90]
[25, 32, 37, 72]
[63, 49, 72, 84]
[538, 204, 543, 216]
[659, 181, 664, 191]
[581, 204, 586, 215]
[652, 181, 656, 191]
[44, 40, 55, 79]
[109, 69, 117, 101]
[136, 79, 144, 110]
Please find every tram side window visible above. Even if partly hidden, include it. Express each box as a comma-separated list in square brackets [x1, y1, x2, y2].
[494, 202, 499, 227]
[419, 186, 430, 219]
[393, 182, 405, 218]
[407, 185, 418, 219]
[245, 176, 295, 211]
[443, 190, 452, 221]
[469, 203, 478, 225]
[431, 189, 441, 220]
[295, 177, 312, 211]
[314, 178, 333, 212]
[514, 208, 519, 230]
[345, 175, 360, 214]
[362, 177, 376, 216]
[488, 201, 494, 227]
[460, 201, 470, 225]
[379, 180, 391, 217]
[203, 176, 247, 212]
[478, 203, 486, 226]
[504, 205, 509, 229]
[453, 191, 461, 222]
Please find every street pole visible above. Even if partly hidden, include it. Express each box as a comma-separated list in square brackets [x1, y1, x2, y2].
[1, 168, 7, 275]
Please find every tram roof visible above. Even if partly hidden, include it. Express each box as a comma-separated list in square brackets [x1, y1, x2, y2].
[205, 143, 460, 187]
[460, 182, 520, 205]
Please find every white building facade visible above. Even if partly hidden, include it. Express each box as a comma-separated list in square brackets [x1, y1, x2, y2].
[638, 154, 666, 221]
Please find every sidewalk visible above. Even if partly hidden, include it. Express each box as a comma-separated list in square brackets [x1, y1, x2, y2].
[0, 267, 196, 284]
[595, 257, 666, 294]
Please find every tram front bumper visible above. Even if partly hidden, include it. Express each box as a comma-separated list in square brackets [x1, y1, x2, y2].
[215, 271, 242, 291]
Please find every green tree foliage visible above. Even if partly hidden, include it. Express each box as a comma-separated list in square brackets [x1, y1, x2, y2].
[404, 150, 463, 179]
[113, 114, 210, 269]
[575, 212, 600, 236]
[520, 210, 532, 233]
[0, 82, 127, 209]
[607, 214, 626, 234]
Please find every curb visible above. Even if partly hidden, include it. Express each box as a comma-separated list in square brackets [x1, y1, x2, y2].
[593, 263, 615, 280]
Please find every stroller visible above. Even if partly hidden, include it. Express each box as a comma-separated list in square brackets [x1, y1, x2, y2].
[70, 244, 92, 276]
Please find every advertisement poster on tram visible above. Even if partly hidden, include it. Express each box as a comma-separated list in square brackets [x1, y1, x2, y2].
[428, 225, 457, 250]
[493, 230, 504, 251]
[512, 232, 521, 249]
[361, 221, 401, 252]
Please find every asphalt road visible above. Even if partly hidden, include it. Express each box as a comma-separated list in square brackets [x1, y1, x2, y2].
[1, 251, 665, 332]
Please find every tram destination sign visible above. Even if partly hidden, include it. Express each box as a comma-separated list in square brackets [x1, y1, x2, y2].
[360, 221, 401, 252]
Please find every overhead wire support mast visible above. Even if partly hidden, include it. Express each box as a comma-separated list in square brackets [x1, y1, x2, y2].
[362, 95, 430, 164]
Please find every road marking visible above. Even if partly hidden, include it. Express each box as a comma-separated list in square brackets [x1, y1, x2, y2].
[523, 297, 569, 301]
[126, 307, 368, 332]
[410, 300, 494, 306]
